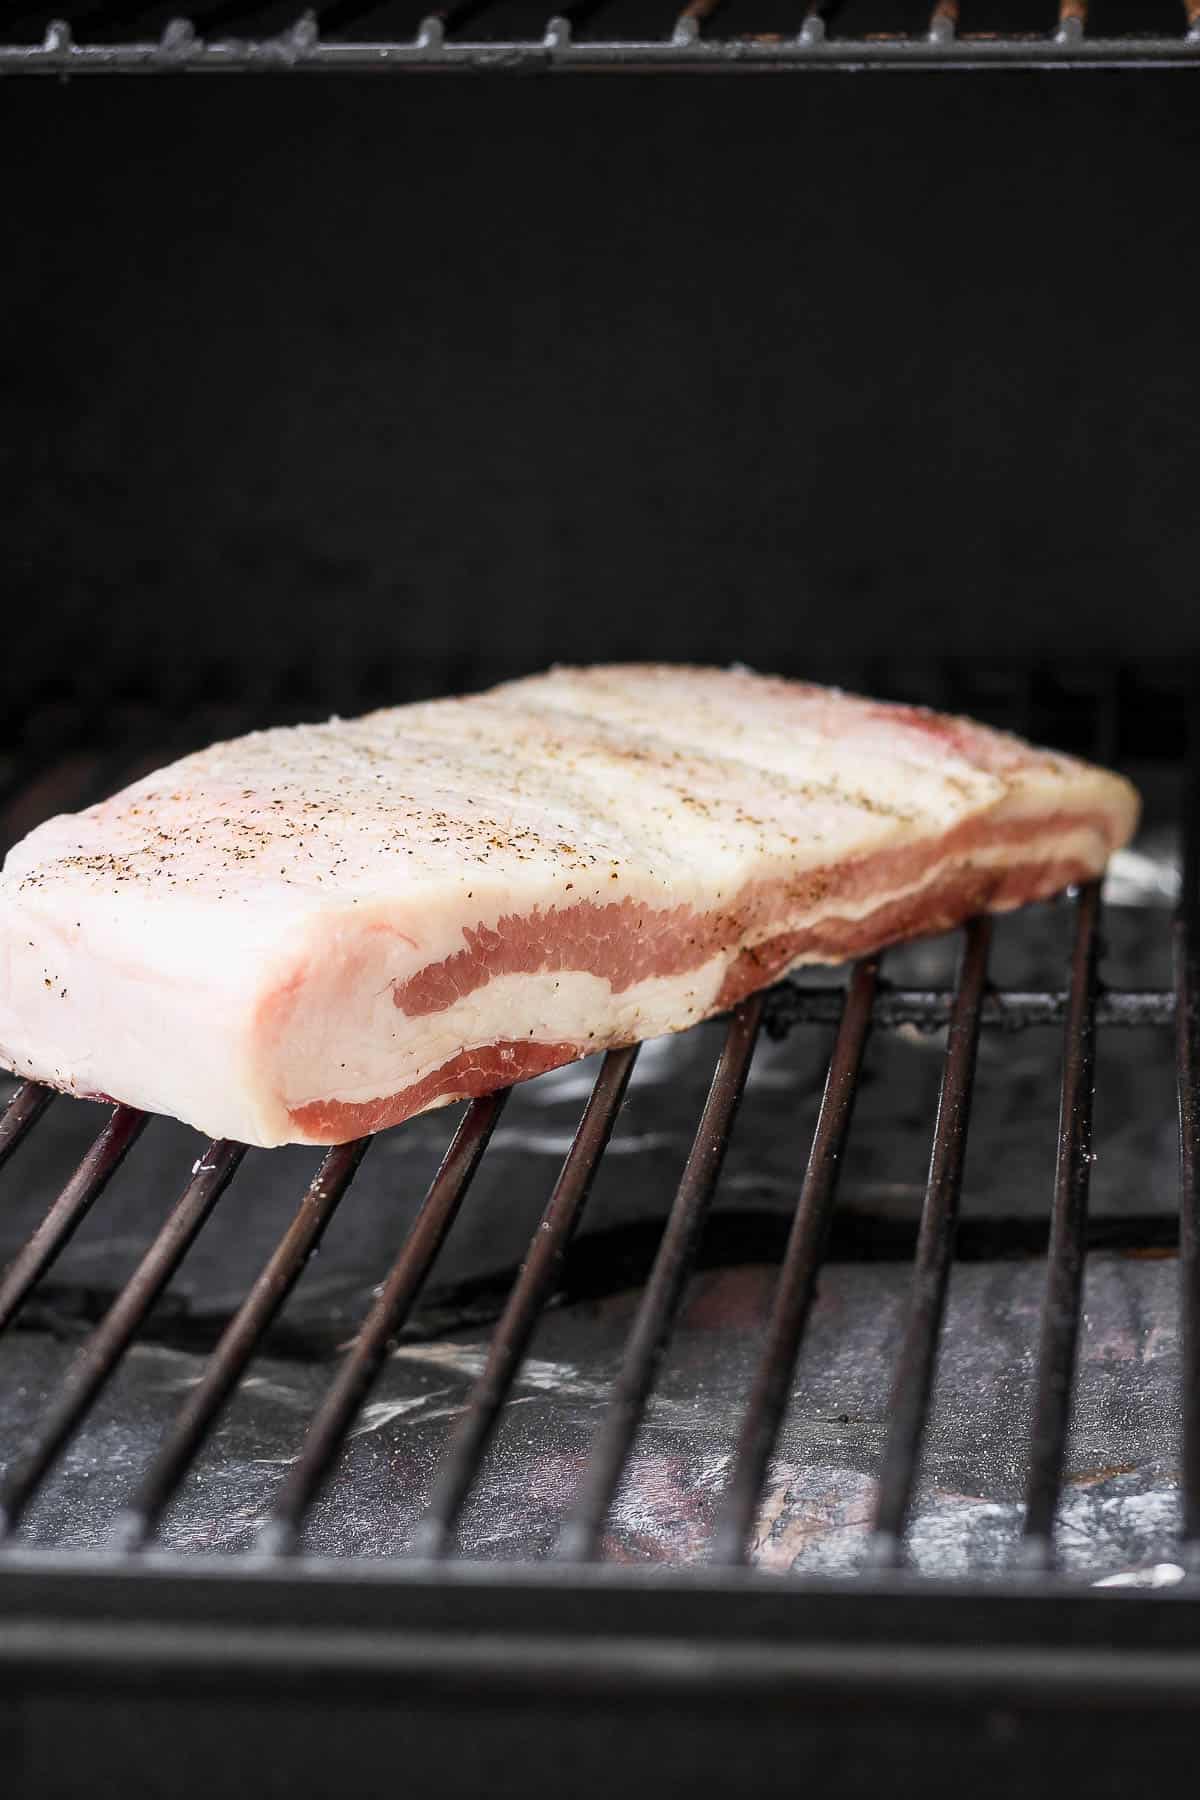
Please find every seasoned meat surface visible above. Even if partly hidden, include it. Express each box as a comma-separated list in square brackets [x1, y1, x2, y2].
[0, 665, 1139, 1146]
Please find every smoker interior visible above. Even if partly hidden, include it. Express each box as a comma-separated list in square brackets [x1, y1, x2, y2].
[4, 28, 1200, 1796]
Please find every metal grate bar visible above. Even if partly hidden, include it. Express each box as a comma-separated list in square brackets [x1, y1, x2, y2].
[1020, 881, 1102, 1564]
[1058, 0, 1087, 38]
[0, 1139, 244, 1538]
[4, 22, 1200, 72]
[0, 1083, 55, 1179]
[555, 995, 764, 1563]
[259, 1093, 506, 1554]
[928, 0, 958, 38]
[0, 1105, 148, 1334]
[114, 1137, 372, 1551]
[412, 1046, 638, 1559]
[672, 0, 725, 44]
[765, 984, 1170, 1036]
[712, 958, 877, 1566]
[867, 917, 991, 1567]
[1176, 700, 1200, 1557]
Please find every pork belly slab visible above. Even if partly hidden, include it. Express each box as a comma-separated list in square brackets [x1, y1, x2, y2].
[0, 665, 1139, 1148]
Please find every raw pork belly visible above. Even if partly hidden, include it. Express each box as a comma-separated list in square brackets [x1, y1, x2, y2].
[0, 665, 1139, 1148]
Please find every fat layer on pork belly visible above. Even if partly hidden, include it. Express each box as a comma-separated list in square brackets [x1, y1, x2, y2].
[0, 665, 1140, 1147]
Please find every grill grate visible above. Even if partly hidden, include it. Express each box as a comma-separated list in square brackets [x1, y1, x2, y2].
[413, 1049, 637, 1563]
[1, 0, 1199, 71]
[0, 665, 1193, 1579]
[867, 914, 992, 1569]
[712, 955, 877, 1564]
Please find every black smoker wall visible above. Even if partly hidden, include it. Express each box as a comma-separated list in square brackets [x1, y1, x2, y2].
[3, 70, 1199, 717]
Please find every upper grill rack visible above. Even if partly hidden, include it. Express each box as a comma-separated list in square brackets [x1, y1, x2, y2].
[0, 669, 1194, 1574]
[3, 0, 1200, 73]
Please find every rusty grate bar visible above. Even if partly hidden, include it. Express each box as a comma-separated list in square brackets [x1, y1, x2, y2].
[672, 0, 725, 44]
[1057, 0, 1087, 39]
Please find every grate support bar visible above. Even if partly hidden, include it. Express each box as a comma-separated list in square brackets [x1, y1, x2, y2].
[3, 24, 1200, 74]
[765, 983, 1170, 1036]
[555, 994, 764, 1562]
[867, 916, 992, 1567]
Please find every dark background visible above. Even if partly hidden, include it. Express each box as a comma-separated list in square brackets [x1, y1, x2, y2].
[4, 67, 1198, 721]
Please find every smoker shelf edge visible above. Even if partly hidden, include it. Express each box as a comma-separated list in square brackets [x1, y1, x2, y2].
[3, 1550, 1200, 1674]
[13, 1561, 1200, 1800]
